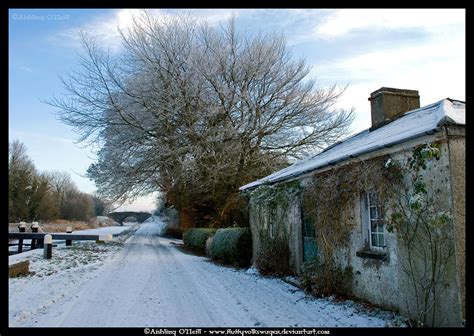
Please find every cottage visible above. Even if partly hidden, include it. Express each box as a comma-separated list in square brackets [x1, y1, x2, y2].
[240, 87, 465, 327]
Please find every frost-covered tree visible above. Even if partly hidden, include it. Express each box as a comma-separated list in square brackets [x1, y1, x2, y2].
[48, 12, 354, 227]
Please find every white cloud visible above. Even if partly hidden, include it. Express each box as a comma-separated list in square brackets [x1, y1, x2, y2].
[9, 129, 73, 145]
[50, 9, 155, 50]
[18, 65, 33, 73]
[312, 27, 465, 134]
[186, 8, 242, 25]
[316, 33, 464, 81]
[315, 9, 465, 39]
[51, 8, 241, 51]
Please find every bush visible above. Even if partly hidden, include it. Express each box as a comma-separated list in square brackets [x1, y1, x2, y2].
[182, 228, 218, 252]
[300, 258, 353, 298]
[209, 228, 252, 267]
[255, 235, 291, 276]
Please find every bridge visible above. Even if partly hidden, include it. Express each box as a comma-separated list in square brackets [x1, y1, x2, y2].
[107, 211, 152, 225]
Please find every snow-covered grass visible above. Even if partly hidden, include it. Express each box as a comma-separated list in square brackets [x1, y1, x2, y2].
[70, 224, 134, 236]
[9, 216, 407, 327]
[9, 228, 135, 327]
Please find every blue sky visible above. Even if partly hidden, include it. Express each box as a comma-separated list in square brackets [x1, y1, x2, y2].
[8, 8, 465, 211]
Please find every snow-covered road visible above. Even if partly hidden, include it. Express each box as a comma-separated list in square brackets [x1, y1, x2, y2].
[10, 218, 405, 327]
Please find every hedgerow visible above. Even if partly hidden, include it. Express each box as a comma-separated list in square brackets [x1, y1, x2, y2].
[209, 228, 252, 267]
[182, 228, 218, 252]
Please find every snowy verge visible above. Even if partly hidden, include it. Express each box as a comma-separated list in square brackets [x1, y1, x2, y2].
[8, 219, 148, 326]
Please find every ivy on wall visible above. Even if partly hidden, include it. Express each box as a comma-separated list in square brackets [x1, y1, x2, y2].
[303, 155, 402, 263]
[248, 142, 455, 325]
[302, 141, 454, 325]
[249, 181, 301, 275]
[385, 142, 455, 327]
[299, 155, 401, 296]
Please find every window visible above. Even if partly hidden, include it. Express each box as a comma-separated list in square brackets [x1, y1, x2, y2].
[367, 191, 385, 250]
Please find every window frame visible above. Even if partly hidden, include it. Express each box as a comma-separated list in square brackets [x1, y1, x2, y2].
[366, 191, 385, 251]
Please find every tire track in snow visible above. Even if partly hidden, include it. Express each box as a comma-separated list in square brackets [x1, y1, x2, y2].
[151, 238, 261, 326]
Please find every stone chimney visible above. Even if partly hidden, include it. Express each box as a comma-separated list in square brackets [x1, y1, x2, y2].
[369, 87, 420, 130]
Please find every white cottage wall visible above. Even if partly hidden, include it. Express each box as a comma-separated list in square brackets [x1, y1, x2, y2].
[247, 130, 463, 326]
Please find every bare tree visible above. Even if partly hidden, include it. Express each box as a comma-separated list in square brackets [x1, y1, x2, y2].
[47, 11, 354, 227]
[9, 140, 37, 222]
[44, 170, 77, 214]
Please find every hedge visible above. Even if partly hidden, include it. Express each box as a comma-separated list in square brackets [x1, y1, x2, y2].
[182, 228, 218, 252]
[209, 228, 252, 267]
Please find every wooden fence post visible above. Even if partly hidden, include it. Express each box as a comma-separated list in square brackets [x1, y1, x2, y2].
[31, 222, 39, 250]
[43, 234, 52, 259]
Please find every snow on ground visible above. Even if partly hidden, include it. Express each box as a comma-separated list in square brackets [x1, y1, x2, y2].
[143, 215, 167, 235]
[9, 216, 406, 327]
[9, 224, 138, 326]
[70, 224, 135, 236]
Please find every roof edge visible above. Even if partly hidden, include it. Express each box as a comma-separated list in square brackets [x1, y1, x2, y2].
[240, 127, 443, 192]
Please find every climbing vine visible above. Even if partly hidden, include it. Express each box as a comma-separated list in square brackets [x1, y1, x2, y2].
[300, 141, 454, 319]
[248, 142, 455, 325]
[303, 155, 402, 263]
[385, 142, 455, 327]
[249, 181, 301, 275]
[300, 155, 402, 296]
[249, 180, 301, 210]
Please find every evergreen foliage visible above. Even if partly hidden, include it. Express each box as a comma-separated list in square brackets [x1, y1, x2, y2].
[209, 228, 252, 266]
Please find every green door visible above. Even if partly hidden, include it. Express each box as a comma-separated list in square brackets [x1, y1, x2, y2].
[302, 210, 318, 262]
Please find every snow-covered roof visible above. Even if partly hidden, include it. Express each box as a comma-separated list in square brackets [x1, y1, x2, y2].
[240, 98, 465, 191]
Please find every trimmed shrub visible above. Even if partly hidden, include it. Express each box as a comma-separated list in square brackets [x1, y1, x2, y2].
[209, 228, 252, 267]
[183, 228, 218, 252]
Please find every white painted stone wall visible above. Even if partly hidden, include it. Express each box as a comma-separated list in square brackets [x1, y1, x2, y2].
[247, 131, 463, 326]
